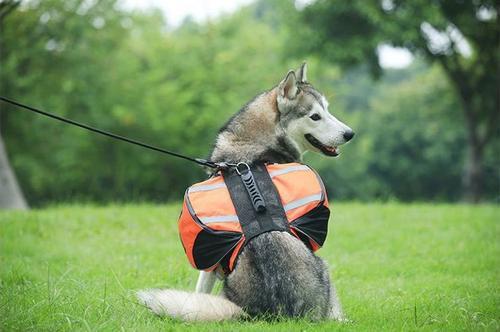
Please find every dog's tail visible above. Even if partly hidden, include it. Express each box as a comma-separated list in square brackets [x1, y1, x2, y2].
[137, 289, 244, 321]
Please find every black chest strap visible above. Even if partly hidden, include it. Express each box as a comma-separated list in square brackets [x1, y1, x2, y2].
[222, 163, 289, 243]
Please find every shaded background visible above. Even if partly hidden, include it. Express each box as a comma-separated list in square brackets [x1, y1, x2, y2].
[0, 0, 498, 207]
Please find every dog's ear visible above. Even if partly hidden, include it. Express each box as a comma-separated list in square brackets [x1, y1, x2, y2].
[278, 70, 298, 99]
[296, 62, 308, 83]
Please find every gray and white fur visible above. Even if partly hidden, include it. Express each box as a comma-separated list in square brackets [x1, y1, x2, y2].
[138, 62, 354, 322]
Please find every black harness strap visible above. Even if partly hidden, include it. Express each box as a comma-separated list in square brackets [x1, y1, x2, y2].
[222, 163, 289, 243]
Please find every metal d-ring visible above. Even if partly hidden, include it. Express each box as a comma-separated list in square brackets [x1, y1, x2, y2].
[235, 162, 250, 175]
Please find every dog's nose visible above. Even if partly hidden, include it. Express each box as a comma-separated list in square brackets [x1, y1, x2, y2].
[343, 130, 355, 142]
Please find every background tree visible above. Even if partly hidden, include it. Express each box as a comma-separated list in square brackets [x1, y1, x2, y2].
[294, 0, 499, 202]
[0, 0, 28, 209]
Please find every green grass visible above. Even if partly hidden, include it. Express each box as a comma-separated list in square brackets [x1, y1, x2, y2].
[1, 203, 499, 331]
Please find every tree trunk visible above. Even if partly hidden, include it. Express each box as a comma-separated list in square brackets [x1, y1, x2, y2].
[461, 102, 484, 203]
[441, 62, 488, 203]
[0, 132, 28, 209]
[462, 135, 483, 203]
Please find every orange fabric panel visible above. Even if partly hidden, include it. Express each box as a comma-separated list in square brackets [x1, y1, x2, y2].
[178, 200, 203, 269]
[188, 186, 237, 218]
[203, 263, 218, 272]
[285, 203, 320, 222]
[205, 222, 242, 233]
[321, 178, 330, 207]
[272, 170, 321, 206]
[289, 228, 299, 239]
[229, 238, 245, 271]
[309, 239, 320, 251]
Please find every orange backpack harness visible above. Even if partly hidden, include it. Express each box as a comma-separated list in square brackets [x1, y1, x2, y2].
[178, 162, 330, 274]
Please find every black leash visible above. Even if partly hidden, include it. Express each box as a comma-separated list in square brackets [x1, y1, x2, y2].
[0, 96, 229, 169]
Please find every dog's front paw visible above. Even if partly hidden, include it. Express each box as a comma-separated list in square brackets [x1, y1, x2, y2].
[328, 308, 351, 323]
[335, 316, 352, 324]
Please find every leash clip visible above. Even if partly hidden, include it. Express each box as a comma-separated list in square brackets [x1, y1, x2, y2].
[195, 159, 234, 170]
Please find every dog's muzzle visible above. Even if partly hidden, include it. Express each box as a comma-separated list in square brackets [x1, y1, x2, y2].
[304, 134, 339, 156]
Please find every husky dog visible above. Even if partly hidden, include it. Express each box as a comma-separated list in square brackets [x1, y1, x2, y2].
[138, 62, 354, 322]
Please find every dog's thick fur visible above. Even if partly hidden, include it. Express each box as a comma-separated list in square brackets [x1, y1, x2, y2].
[138, 63, 353, 322]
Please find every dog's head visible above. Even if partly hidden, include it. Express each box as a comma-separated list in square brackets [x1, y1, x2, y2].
[276, 62, 354, 157]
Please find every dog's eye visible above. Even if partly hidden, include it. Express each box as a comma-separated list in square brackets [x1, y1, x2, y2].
[309, 114, 321, 121]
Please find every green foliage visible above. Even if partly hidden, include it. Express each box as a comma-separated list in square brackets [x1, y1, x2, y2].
[0, 1, 498, 205]
[1, 203, 499, 330]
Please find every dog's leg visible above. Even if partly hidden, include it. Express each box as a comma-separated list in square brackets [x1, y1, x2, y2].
[195, 271, 216, 293]
[328, 280, 347, 321]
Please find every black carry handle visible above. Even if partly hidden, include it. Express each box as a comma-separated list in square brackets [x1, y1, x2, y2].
[236, 163, 266, 213]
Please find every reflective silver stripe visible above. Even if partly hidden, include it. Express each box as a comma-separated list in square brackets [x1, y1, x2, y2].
[284, 193, 322, 212]
[188, 182, 226, 193]
[200, 215, 239, 224]
[269, 165, 310, 178]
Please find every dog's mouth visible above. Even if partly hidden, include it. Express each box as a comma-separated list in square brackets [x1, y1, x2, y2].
[304, 134, 339, 157]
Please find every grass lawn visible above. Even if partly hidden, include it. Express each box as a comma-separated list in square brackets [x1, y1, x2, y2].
[0, 203, 499, 331]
